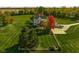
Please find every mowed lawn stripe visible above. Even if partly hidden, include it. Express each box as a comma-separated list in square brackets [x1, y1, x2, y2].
[40, 35, 47, 48]
[0, 31, 17, 51]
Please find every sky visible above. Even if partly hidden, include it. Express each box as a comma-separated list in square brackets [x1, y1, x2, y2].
[0, 0, 79, 7]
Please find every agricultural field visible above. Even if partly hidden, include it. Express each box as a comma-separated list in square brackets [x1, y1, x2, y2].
[0, 14, 79, 53]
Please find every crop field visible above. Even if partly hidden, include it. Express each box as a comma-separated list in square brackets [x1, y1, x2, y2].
[0, 15, 79, 53]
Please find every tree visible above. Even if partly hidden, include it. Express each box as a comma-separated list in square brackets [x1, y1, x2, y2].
[18, 10, 24, 15]
[0, 11, 14, 26]
[36, 6, 45, 14]
[19, 27, 38, 52]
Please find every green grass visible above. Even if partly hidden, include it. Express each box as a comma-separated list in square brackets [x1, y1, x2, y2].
[56, 25, 79, 52]
[0, 15, 32, 52]
[13, 15, 32, 30]
[39, 34, 56, 48]
[55, 18, 75, 24]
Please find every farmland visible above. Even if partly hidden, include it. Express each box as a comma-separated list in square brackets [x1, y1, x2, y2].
[0, 14, 79, 53]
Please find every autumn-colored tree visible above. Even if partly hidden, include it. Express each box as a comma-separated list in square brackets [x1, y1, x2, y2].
[0, 11, 14, 26]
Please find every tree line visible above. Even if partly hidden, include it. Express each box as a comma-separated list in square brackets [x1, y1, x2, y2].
[1, 7, 78, 20]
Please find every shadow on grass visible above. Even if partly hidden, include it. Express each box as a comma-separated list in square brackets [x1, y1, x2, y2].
[4, 44, 63, 53]
[5, 44, 30, 53]
[5, 44, 21, 53]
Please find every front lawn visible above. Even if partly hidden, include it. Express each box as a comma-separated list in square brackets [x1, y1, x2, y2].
[55, 18, 76, 24]
[0, 15, 32, 52]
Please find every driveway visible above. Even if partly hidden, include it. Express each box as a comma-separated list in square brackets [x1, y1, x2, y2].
[52, 23, 79, 34]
